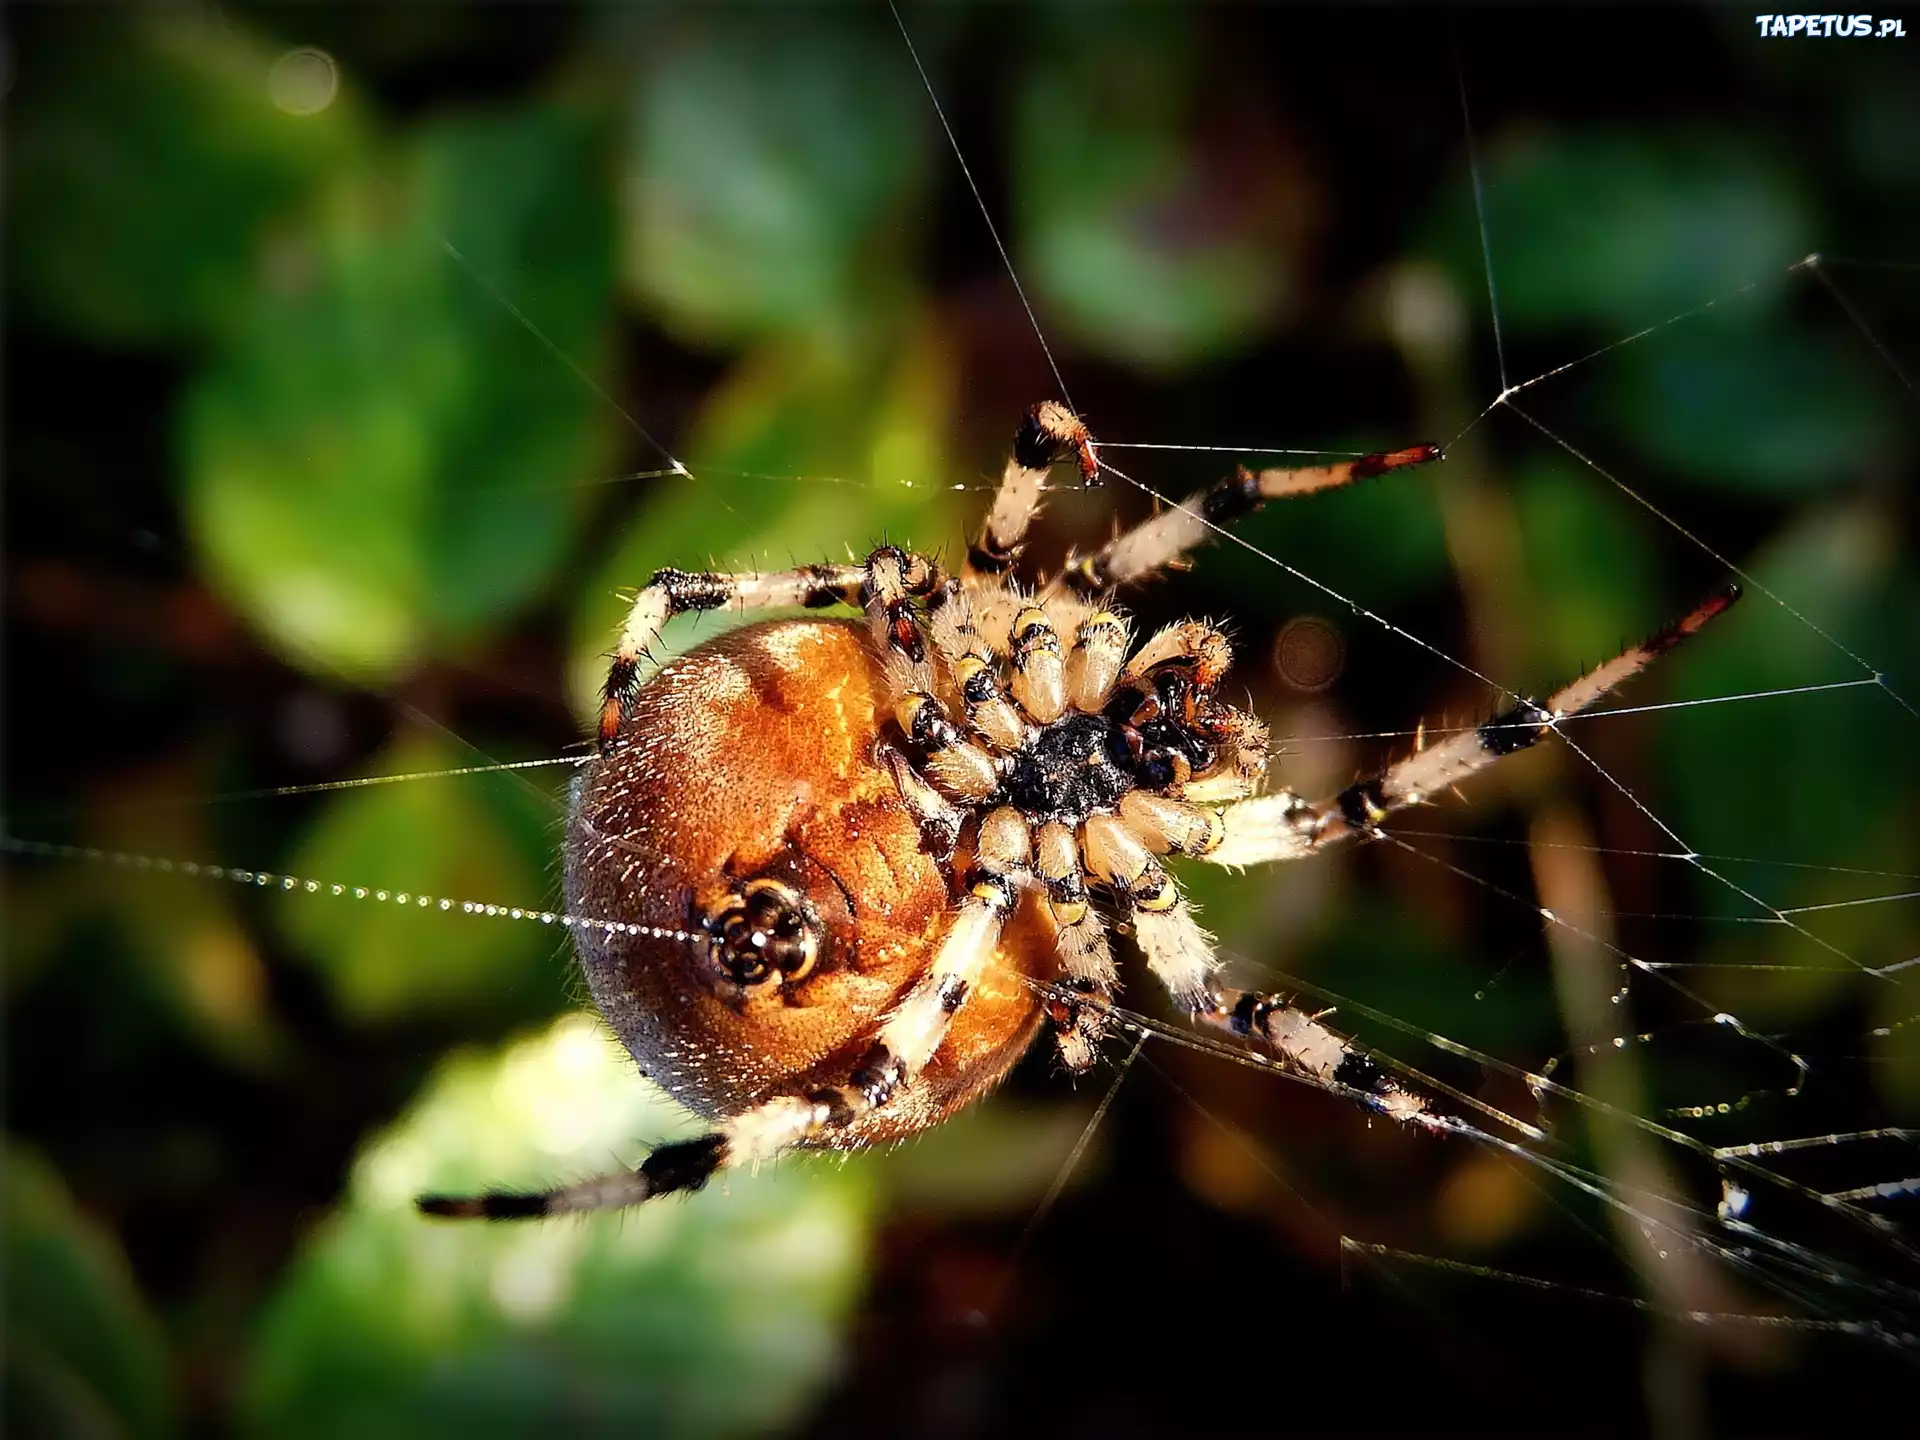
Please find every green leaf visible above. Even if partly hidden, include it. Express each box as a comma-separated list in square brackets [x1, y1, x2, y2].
[183, 105, 614, 681]
[4, 1146, 174, 1439]
[622, 16, 926, 344]
[1659, 505, 1918, 1021]
[8, 14, 364, 345]
[568, 318, 965, 719]
[1512, 457, 1658, 677]
[1591, 320, 1902, 494]
[1011, 9, 1306, 368]
[1423, 130, 1813, 334]
[242, 1014, 874, 1440]
[275, 736, 568, 1023]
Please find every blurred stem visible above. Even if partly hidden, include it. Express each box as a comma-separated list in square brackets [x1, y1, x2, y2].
[1383, 260, 1529, 690]
[1386, 261, 1732, 1437]
[1529, 804, 1771, 1440]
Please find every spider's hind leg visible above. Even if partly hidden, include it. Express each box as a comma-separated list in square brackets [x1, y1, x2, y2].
[422, 808, 1036, 1222]
[1092, 846, 1440, 1128]
[1198, 986, 1440, 1129]
[417, 1136, 727, 1220]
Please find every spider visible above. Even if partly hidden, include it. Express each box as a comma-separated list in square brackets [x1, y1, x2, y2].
[420, 401, 1738, 1219]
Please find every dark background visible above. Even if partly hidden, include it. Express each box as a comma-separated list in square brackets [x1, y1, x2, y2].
[6, 3, 1917, 1436]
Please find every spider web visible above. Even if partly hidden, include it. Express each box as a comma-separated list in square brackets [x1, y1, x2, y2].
[4, 4, 1916, 1432]
[880, 3, 1920, 1383]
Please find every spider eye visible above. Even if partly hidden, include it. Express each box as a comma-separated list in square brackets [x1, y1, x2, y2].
[704, 878, 822, 989]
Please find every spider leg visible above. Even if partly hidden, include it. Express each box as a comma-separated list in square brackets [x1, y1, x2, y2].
[1036, 820, 1115, 1073]
[868, 548, 1022, 798]
[1122, 620, 1234, 689]
[598, 561, 868, 749]
[1196, 985, 1439, 1128]
[1096, 854, 1437, 1128]
[1065, 608, 1130, 712]
[1050, 443, 1441, 597]
[1202, 584, 1745, 867]
[861, 545, 947, 672]
[894, 686, 1001, 801]
[924, 578, 1025, 749]
[1129, 891, 1220, 1016]
[1080, 813, 1230, 1019]
[967, 402, 1098, 580]
[879, 744, 965, 862]
[1008, 604, 1069, 724]
[419, 810, 1032, 1220]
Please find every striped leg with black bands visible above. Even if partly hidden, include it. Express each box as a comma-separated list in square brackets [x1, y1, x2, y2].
[421, 860, 1023, 1221]
[924, 579, 1026, 750]
[1053, 443, 1442, 596]
[968, 401, 1098, 579]
[1203, 584, 1744, 867]
[599, 562, 867, 749]
[716, 839, 1024, 1170]
[1199, 988, 1439, 1128]
[862, 546, 946, 674]
[895, 688, 1001, 801]
[1034, 818, 1116, 1073]
[417, 1134, 729, 1220]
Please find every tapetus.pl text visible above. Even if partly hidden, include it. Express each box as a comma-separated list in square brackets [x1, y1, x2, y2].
[1754, 14, 1906, 36]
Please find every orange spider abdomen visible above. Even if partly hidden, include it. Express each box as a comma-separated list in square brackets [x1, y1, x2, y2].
[565, 619, 1055, 1145]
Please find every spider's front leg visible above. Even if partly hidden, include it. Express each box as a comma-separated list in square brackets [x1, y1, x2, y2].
[419, 806, 1034, 1220]
[967, 401, 1099, 580]
[1052, 442, 1442, 597]
[598, 561, 868, 749]
[599, 544, 961, 754]
[1201, 584, 1745, 866]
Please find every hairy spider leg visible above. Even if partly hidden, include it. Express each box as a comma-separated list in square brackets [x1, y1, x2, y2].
[417, 804, 1032, 1218]
[1196, 984, 1440, 1128]
[599, 542, 969, 755]
[1203, 584, 1745, 868]
[1053, 443, 1444, 597]
[967, 401, 1099, 580]
[598, 561, 868, 749]
[1109, 872, 1442, 1126]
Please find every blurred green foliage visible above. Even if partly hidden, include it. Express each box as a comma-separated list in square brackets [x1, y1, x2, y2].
[5, 3, 1916, 1436]
[1012, 7, 1308, 366]
[243, 1016, 872, 1440]
[275, 737, 567, 1022]
[1430, 131, 1815, 330]
[1593, 320, 1898, 492]
[182, 106, 614, 680]
[9, 16, 365, 345]
[1662, 508, 1919, 973]
[5, 1147, 174, 1438]
[622, 17, 927, 344]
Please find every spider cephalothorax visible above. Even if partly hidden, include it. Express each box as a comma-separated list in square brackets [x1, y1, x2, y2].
[420, 401, 1738, 1221]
